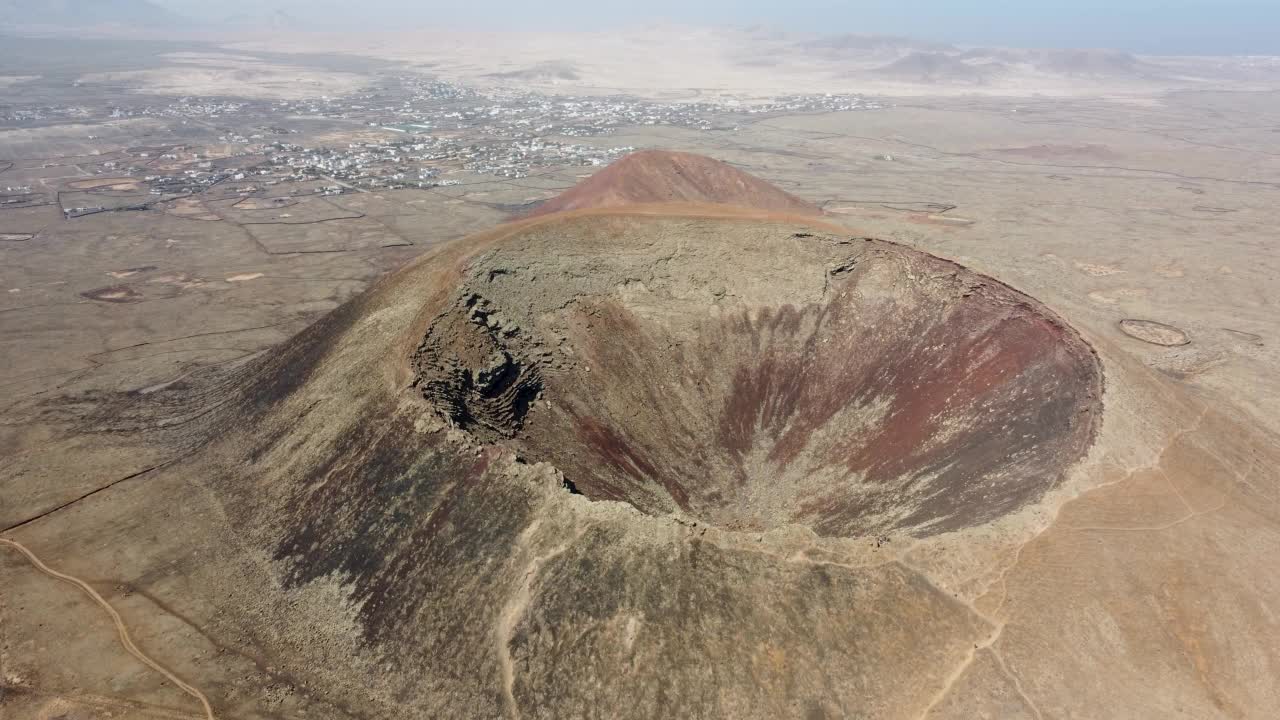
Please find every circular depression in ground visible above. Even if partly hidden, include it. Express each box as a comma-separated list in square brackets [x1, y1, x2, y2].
[1119, 318, 1191, 347]
[414, 217, 1103, 537]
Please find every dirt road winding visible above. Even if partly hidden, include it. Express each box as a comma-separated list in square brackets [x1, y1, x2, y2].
[0, 537, 216, 720]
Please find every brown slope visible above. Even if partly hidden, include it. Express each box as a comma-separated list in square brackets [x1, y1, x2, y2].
[14, 201, 1280, 719]
[526, 150, 822, 217]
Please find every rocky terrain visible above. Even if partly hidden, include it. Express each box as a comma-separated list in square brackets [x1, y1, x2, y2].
[4, 150, 1278, 718]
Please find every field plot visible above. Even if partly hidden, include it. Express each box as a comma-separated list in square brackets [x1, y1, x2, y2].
[212, 195, 362, 225]
[162, 196, 221, 221]
[58, 189, 155, 214]
[64, 177, 146, 191]
[0, 119, 177, 160]
[245, 216, 411, 253]
[231, 196, 299, 210]
[325, 191, 510, 243]
[0, 204, 60, 234]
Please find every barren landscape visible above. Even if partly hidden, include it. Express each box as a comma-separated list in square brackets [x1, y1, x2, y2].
[3, 20, 1280, 720]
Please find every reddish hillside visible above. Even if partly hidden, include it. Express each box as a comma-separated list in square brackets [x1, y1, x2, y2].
[527, 150, 822, 217]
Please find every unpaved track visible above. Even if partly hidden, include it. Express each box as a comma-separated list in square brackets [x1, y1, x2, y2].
[0, 537, 216, 720]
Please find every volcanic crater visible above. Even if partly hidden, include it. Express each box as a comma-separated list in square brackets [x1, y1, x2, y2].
[412, 215, 1103, 537]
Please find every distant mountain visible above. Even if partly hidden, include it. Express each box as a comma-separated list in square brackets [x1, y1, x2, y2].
[486, 61, 581, 83]
[960, 47, 1156, 79]
[810, 33, 956, 54]
[872, 52, 1002, 84]
[156, 0, 334, 30]
[1029, 49, 1147, 77]
[218, 9, 302, 31]
[0, 0, 182, 28]
[956, 48, 1026, 64]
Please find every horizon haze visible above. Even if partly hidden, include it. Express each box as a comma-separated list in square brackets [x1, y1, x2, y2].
[1, 0, 1279, 55]
[161, 0, 1280, 55]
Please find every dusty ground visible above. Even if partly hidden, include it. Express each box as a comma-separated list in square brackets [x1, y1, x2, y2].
[3, 32, 1280, 720]
[77, 52, 368, 100]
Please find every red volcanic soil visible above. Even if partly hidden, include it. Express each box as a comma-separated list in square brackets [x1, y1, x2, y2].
[527, 150, 822, 217]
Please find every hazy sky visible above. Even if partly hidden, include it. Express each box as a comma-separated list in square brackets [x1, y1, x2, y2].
[155, 0, 1280, 55]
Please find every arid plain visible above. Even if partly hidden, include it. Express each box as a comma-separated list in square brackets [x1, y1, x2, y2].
[3, 29, 1280, 719]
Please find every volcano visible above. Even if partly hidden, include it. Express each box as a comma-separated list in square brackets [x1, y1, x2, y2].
[8, 150, 1277, 720]
[526, 150, 822, 217]
[218, 151, 1112, 716]
[227, 190, 1104, 714]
